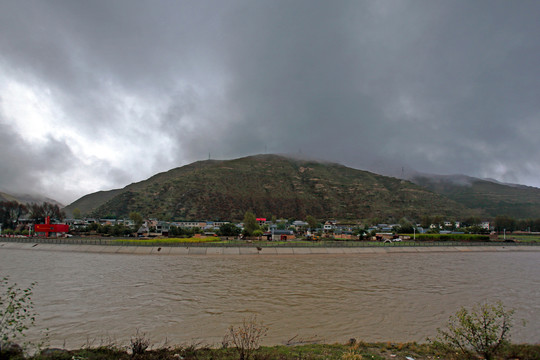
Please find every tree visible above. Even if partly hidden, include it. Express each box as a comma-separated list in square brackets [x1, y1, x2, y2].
[465, 225, 487, 234]
[306, 215, 318, 230]
[277, 220, 288, 230]
[398, 217, 414, 233]
[28, 203, 44, 224]
[431, 302, 514, 360]
[72, 208, 81, 219]
[243, 211, 259, 236]
[0, 201, 27, 230]
[111, 223, 131, 237]
[463, 216, 481, 227]
[252, 229, 263, 239]
[218, 223, 241, 237]
[28, 202, 63, 224]
[420, 215, 432, 229]
[432, 215, 444, 229]
[0, 277, 36, 352]
[129, 212, 143, 231]
[494, 215, 516, 232]
[398, 223, 414, 234]
[534, 218, 540, 232]
[42, 202, 64, 221]
[169, 225, 181, 236]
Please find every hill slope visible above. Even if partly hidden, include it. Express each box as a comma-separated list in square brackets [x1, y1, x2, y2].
[0, 191, 63, 207]
[411, 174, 540, 219]
[64, 189, 124, 217]
[66, 155, 474, 221]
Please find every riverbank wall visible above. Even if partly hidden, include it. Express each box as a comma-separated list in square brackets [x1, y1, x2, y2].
[1, 240, 539, 255]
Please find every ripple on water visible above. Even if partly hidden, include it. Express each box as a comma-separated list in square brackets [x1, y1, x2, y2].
[2, 249, 539, 346]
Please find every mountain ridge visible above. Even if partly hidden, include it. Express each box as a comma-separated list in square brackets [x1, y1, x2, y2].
[410, 173, 540, 219]
[62, 154, 540, 221]
[64, 154, 480, 221]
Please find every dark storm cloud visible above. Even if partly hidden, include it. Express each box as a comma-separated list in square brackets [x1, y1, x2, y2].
[0, 120, 73, 199]
[210, 0, 540, 182]
[1, 0, 540, 203]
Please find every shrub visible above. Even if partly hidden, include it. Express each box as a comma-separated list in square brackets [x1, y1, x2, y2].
[223, 316, 268, 360]
[431, 301, 514, 360]
[129, 329, 151, 355]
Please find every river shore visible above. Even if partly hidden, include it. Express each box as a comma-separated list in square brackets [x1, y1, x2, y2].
[4, 341, 540, 360]
[1, 240, 539, 255]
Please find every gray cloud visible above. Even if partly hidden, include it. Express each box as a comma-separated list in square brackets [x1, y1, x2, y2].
[0, 120, 73, 202]
[1, 0, 540, 203]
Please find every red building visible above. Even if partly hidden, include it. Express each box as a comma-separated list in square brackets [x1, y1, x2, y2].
[34, 216, 69, 237]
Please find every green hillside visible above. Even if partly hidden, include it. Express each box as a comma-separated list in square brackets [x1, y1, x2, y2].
[64, 189, 124, 217]
[66, 155, 474, 221]
[412, 175, 540, 219]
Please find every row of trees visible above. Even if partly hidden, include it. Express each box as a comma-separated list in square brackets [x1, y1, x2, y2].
[0, 201, 64, 231]
[368, 215, 540, 234]
[492, 215, 540, 232]
[236, 213, 540, 237]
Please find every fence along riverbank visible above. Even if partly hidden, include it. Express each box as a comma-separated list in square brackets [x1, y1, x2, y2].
[1, 238, 539, 255]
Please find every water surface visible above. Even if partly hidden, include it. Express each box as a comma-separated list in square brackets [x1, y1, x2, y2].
[1, 248, 538, 347]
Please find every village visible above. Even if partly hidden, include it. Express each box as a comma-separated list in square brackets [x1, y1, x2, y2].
[0, 213, 494, 241]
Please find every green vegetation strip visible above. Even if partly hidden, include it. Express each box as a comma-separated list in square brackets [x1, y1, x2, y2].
[111, 237, 221, 244]
[411, 233, 490, 241]
[2, 237, 540, 249]
[6, 342, 540, 360]
[510, 234, 540, 242]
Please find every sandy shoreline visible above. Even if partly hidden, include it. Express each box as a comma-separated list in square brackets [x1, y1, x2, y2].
[1, 240, 539, 255]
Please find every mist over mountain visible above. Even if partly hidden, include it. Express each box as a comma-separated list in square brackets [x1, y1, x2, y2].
[410, 174, 540, 219]
[0, 191, 64, 207]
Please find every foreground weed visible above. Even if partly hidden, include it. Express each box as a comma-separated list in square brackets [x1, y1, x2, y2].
[341, 342, 362, 360]
[224, 316, 268, 360]
[130, 329, 151, 356]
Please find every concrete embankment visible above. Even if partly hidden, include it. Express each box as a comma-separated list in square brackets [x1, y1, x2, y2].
[1, 240, 539, 255]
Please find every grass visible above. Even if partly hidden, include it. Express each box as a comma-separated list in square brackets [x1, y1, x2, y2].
[11, 341, 540, 360]
[411, 233, 490, 242]
[510, 234, 540, 243]
[111, 237, 221, 244]
[6, 236, 538, 248]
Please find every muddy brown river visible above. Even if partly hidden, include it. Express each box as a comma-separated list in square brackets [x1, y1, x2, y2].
[1, 247, 539, 348]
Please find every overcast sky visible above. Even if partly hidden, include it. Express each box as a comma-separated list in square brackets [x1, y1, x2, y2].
[1, 0, 540, 204]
